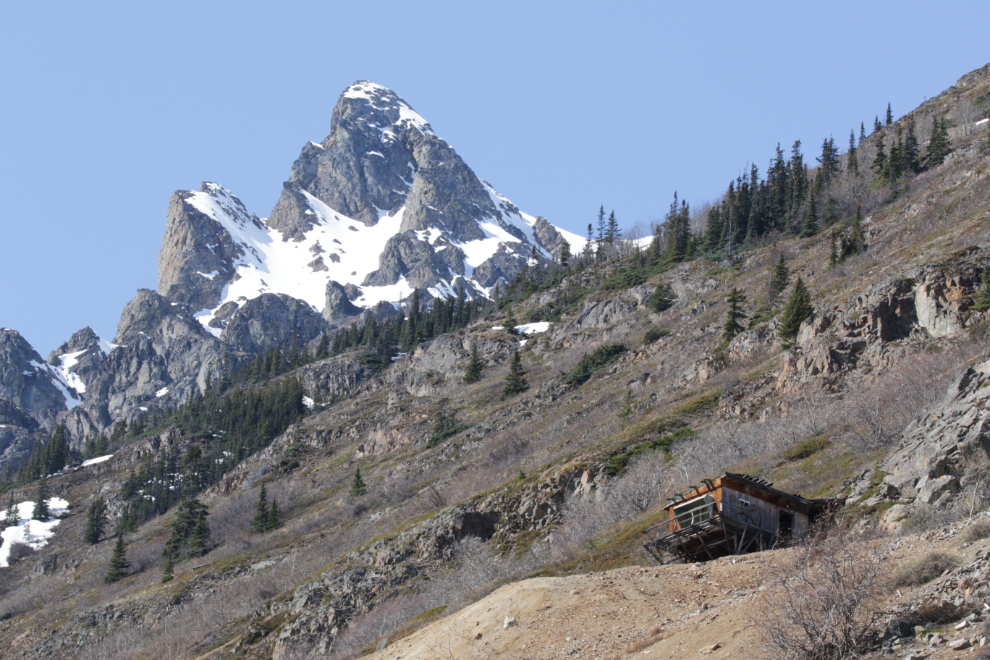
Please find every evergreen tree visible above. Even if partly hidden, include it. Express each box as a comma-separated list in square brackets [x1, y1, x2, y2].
[860, 122, 866, 143]
[971, 268, 990, 312]
[503, 306, 518, 335]
[885, 103, 893, 126]
[84, 495, 108, 544]
[927, 116, 952, 167]
[769, 253, 790, 302]
[596, 206, 606, 252]
[850, 205, 865, 255]
[161, 549, 174, 583]
[46, 422, 69, 473]
[778, 276, 814, 344]
[616, 389, 634, 423]
[582, 223, 594, 260]
[105, 535, 130, 583]
[823, 197, 839, 226]
[189, 509, 210, 557]
[32, 474, 49, 521]
[847, 130, 858, 175]
[605, 210, 619, 244]
[266, 499, 280, 532]
[463, 344, 483, 384]
[315, 333, 329, 360]
[350, 468, 367, 497]
[250, 485, 270, 532]
[721, 288, 747, 343]
[164, 499, 209, 560]
[501, 351, 529, 400]
[650, 283, 674, 313]
[871, 130, 887, 173]
[4, 493, 18, 528]
[874, 116, 882, 133]
[829, 232, 839, 267]
[904, 118, 920, 172]
[559, 240, 571, 269]
[800, 192, 819, 238]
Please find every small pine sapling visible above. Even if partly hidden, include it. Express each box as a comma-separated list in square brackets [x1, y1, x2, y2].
[105, 535, 130, 584]
[350, 468, 367, 497]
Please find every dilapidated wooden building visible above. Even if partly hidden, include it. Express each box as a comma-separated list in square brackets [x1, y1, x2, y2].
[644, 473, 836, 563]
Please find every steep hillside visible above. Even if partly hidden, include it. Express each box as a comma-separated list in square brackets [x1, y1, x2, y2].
[0, 64, 988, 660]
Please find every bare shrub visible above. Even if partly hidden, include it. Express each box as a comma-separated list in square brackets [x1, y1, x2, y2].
[5, 541, 35, 564]
[126, 538, 164, 573]
[846, 350, 964, 450]
[892, 551, 961, 587]
[609, 453, 669, 514]
[758, 525, 888, 660]
[961, 518, 990, 543]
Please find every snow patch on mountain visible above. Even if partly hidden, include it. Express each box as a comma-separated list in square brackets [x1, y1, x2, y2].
[0, 498, 70, 568]
[56, 350, 88, 393]
[28, 359, 81, 410]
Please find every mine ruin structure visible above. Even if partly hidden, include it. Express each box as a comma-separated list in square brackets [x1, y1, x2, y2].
[645, 473, 836, 563]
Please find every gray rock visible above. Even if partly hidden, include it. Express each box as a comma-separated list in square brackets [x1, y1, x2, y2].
[323, 281, 363, 324]
[0, 328, 69, 429]
[157, 183, 258, 311]
[221, 293, 328, 355]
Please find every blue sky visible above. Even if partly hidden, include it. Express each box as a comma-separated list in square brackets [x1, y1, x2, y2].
[1, 1, 987, 354]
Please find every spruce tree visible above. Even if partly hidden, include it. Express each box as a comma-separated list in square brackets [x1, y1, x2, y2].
[32, 474, 49, 521]
[350, 468, 367, 497]
[847, 130, 858, 175]
[4, 493, 18, 528]
[501, 351, 529, 400]
[971, 268, 990, 312]
[250, 485, 270, 532]
[874, 116, 882, 133]
[463, 344, 483, 384]
[503, 306, 518, 335]
[616, 389, 634, 423]
[769, 253, 790, 302]
[829, 232, 839, 267]
[161, 549, 174, 583]
[650, 283, 674, 313]
[266, 499, 280, 532]
[559, 240, 571, 269]
[860, 122, 866, 143]
[189, 510, 210, 558]
[606, 210, 619, 244]
[927, 116, 951, 167]
[872, 131, 887, 173]
[315, 333, 329, 360]
[778, 276, 814, 344]
[800, 193, 819, 237]
[850, 205, 865, 254]
[721, 288, 747, 343]
[885, 103, 893, 126]
[105, 535, 130, 583]
[904, 118, 919, 172]
[84, 495, 108, 545]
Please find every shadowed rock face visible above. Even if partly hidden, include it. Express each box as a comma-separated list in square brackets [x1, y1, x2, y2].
[157, 184, 257, 312]
[324, 281, 362, 324]
[0, 329, 67, 429]
[220, 293, 329, 356]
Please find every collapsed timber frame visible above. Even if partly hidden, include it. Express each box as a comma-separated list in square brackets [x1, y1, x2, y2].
[643, 472, 837, 564]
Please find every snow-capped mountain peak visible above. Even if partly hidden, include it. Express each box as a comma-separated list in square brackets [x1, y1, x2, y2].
[156, 82, 586, 335]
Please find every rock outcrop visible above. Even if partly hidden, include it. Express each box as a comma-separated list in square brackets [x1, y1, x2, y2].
[0, 328, 71, 429]
[220, 293, 328, 356]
